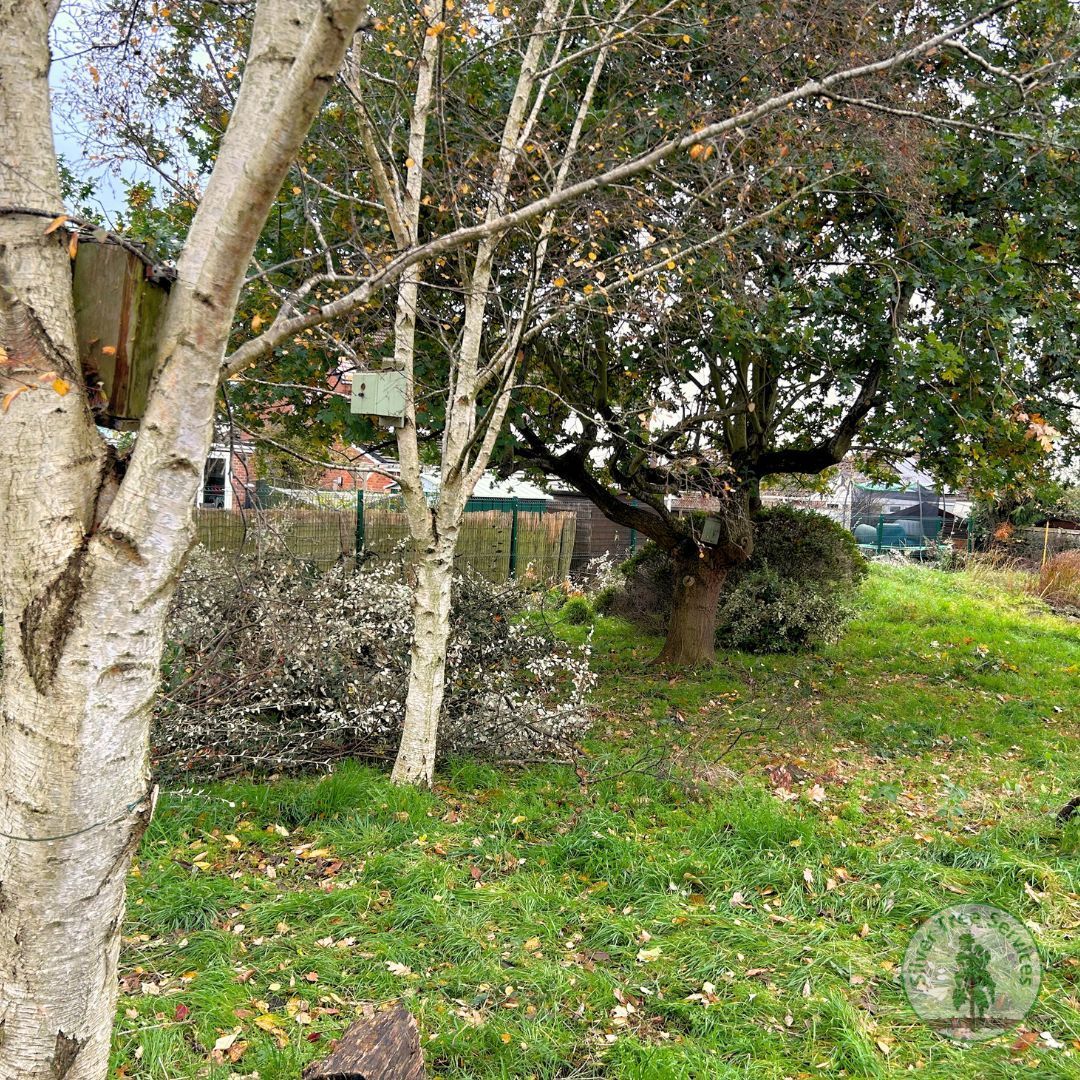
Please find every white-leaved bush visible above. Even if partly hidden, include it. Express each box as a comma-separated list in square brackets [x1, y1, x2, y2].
[155, 550, 594, 777]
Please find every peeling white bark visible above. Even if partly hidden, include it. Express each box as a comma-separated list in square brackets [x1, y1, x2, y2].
[0, 2, 368, 1076]
[388, 0, 564, 786]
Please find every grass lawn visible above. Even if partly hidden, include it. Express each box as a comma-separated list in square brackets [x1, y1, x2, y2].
[114, 564, 1080, 1078]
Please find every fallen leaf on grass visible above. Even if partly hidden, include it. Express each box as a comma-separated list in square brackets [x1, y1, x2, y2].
[254, 1013, 290, 1048]
[213, 1030, 240, 1052]
[685, 982, 720, 1006]
[1011, 1030, 1038, 1054]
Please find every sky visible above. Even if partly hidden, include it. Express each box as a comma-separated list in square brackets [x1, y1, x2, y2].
[49, 7, 157, 221]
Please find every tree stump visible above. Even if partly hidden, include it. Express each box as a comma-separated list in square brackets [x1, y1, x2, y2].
[303, 1004, 424, 1079]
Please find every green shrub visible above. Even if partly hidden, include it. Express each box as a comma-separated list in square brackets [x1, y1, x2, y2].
[611, 542, 675, 631]
[716, 507, 867, 653]
[561, 596, 594, 625]
[592, 584, 618, 614]
[544, 586, 568, 611]
[610, 507, 866, 653]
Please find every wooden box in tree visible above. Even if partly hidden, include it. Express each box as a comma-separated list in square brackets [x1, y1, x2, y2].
[701, 516, 723, 546]
[350, 368, 407, 426]
[72, 240, 170, 429]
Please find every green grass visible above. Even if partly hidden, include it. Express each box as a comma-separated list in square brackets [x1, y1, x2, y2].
[114, 565, 1080, 1078]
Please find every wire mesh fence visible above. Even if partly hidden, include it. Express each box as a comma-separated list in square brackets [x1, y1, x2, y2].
[850, 512, 945, 554]
[194, 488, 576, 584]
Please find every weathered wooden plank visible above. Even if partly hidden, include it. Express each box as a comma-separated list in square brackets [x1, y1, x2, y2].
[302, 1004, 424, 1080]
[72, 240, 169, 428]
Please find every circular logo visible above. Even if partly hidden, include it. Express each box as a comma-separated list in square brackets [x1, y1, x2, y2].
[903, 903, 1040, 1042]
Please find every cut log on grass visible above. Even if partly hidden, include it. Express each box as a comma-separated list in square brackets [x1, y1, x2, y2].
[303, 1005, 424, 1079]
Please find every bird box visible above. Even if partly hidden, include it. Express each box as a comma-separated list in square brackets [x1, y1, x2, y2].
[701, 516, 723, 546]
[350, 368, 407, 426]
[72, 240, 171, 429]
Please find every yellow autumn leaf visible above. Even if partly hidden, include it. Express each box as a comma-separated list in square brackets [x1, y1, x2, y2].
[251, 314, 264, 332]
[51, 378, 70, 396]
[101, 345, 117, 356]
[253, 1014, 289, 1048]
[68, 233, 79, 259]
[689, 143, 705, 160]
[405, 157, 416, 169]
[553, 277, 566, 288]
[44, 214, 68, 235]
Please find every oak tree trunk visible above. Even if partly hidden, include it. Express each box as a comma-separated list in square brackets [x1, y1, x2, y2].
[656, 546, 731, 666]
[656, 499, 753, 667]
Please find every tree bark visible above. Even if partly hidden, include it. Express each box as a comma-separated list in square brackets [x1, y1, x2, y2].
[657, 497, 753, 666]
[391, 536, 456, 787]
[656, 545, 732, 666]
[387, 0, 561, 786]
[0, 3, 368, 1077]
[303, 1004, 423, 1079]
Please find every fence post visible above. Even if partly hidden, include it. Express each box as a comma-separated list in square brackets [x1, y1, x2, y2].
[876, 513, 884, 555]
[508, 497, 520, 578]
[555, 514, 566, 582]
[355, 487, 365, 563]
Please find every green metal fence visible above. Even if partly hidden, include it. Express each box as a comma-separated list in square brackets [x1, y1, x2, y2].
[196, 494, 575, 584]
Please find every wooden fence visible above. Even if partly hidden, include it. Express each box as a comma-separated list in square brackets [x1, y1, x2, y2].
[1017, 525, 1080, 563]
[195, 504, 576, 584]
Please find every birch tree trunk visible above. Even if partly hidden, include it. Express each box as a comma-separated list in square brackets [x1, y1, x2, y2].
[387, 0, 571, 785]
[0, 3, 366, 1076]
[391, 532, 457, 785]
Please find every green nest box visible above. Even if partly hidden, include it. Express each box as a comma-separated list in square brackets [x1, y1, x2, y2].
[73, 240, 171, 430]
[351, 368, 406, 425]
[701, 516, 723, 546]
